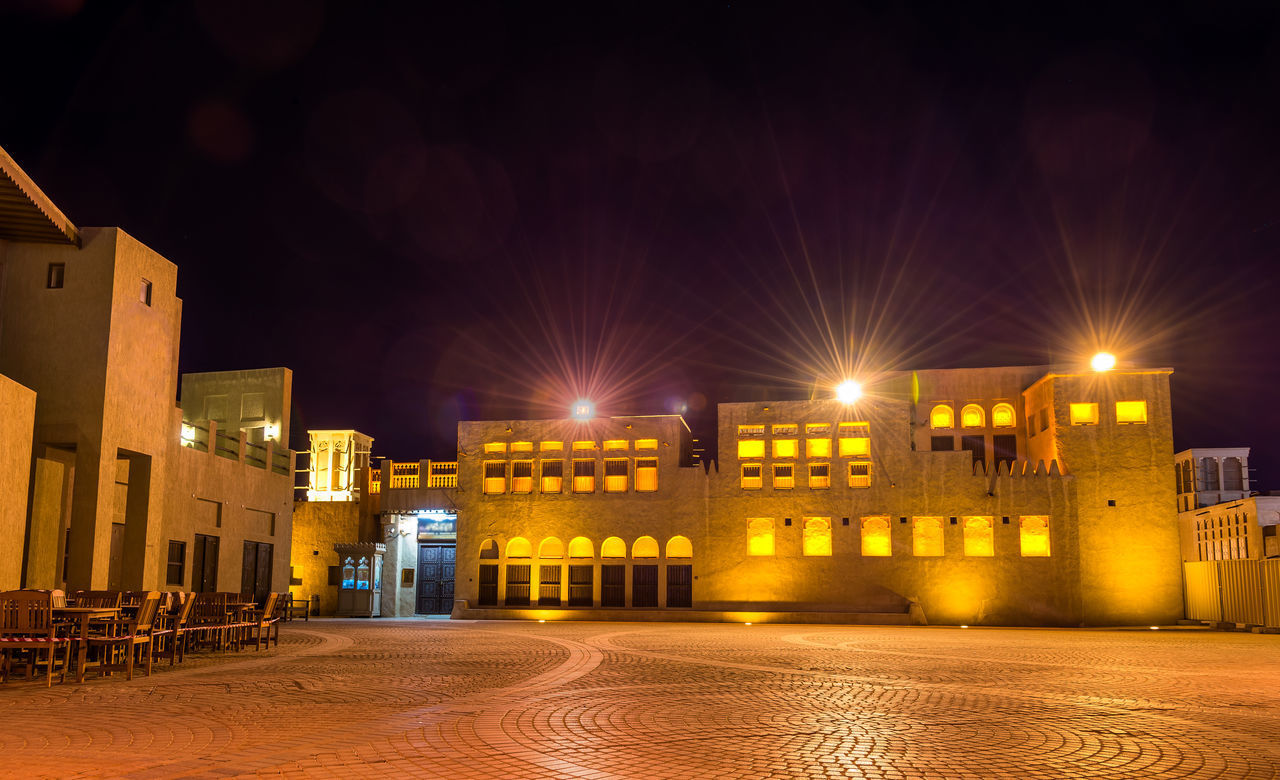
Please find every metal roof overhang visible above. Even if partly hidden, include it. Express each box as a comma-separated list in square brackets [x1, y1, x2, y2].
[0, 145, 79, 246]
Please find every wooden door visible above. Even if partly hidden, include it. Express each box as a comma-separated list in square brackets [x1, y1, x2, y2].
[416, 544, 455, 614]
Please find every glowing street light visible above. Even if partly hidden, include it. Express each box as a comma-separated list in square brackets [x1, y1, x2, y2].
[570, 399, 595, 420]
[1091, 352, 1117, 372]
[835, 380, 862, 404]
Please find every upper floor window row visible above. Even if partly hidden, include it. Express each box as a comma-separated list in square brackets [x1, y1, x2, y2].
[929, 403, 1016, 430]
[484, 457, 658, 495]
[485, 439, 658, 455]
[1069, 400, 1147, 426]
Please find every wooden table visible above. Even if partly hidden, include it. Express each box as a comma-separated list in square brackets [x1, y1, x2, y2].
[52, 606, 120, 682]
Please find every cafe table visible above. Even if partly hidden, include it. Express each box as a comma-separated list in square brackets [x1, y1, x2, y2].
[52, 606, 121, 682]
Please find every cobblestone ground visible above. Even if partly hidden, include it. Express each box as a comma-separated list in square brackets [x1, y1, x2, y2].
[1, 620, 1278, 779]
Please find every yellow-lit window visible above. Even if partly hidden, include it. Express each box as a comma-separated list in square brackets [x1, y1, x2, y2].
[540, 460, 563, 493]
[538, 537, 564, 558]
[848, 462, 871, 488]
[913, 517, 944, 556]
[572, 440, 595, 451]
[635, 458, 657, 492]
[930, 404, 954, 429]
[603, 439, 628, 451]
[963, 516, 994, 556]
[567, 537, 593, 558]
[806, 423, 830, 435]
[773, 464, 794, 489]
[992, 403, 1015, 428]
[861, 516, 890, 557]
[839, 436, 870, 458]
[803, 517, 832, 556]
[806, 438, 831, 457]
[483, 461, 506, 494]
[635, 438, 658, 450]
[506, 537, 532, 558]
[738, 424, 765, 437]
[741, 463, 762, 489]
[1020, 516, 1051, 556]
[773, 439, 798, 458]
[511, 441, 533, 453]
[1070, 403, 1098, 425]
[511, 460, 533, 493]
[738, 439, 765, 458]
[747, 518, 775, 556]
[666, 536, 692, 558]
[808, 463, 830, 489]
[961, 404, 984, 428]
[1116, 400, 1147, 424]
[484, 442, 507, 454]
[604, 458, 628, 492]
[601, 536, 626, 558]
[572, 459, 595, 492]
[540, 440, 563, 451]
[772, 424, 797, 435]
[633, 536, 659, 559]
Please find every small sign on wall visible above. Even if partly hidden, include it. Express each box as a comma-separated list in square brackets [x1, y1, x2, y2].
[401, 568, 414, 586]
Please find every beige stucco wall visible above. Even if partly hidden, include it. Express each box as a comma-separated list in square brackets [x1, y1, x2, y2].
[180, 368, 292, 446]
[290, 499, 363, 615]
[0, 374, 35, 589]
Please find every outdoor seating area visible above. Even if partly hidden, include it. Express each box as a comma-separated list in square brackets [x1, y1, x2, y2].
[0, 589, 294, 686]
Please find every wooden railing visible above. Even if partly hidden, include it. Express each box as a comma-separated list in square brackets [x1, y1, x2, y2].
[389, 462, 420, 489]
[426, 461, 458, 488]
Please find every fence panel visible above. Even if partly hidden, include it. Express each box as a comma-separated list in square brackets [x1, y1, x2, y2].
[1264, 559, 1280, 628]
[1219, 559, 1265, 625]
[1183, 561, 1221, 622]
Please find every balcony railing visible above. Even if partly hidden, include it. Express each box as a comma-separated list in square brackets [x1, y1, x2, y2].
[426, 461, 457, 488]
[390, 462, 420, 489]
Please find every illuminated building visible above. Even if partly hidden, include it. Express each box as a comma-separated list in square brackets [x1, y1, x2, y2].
[1175, 447, 1280, 561]
[0, 144, 295, 596]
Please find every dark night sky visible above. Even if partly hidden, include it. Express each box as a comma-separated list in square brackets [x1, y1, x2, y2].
[2, 2, 1278, 484]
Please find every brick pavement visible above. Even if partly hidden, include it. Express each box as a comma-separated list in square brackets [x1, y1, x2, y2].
[1, 619, 1278, 779]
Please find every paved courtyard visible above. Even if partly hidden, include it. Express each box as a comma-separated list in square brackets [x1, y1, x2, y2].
[1, 619, 1278, 779]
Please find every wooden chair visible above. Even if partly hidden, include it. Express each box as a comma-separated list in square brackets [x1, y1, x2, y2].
[73, 590, 123, 609]
[285, 593, 310, 622]
[0, 590, 70, 687]
[86, 591, 161, 680]
[188, 593, 231, 652]
[153, 594, 197, 665]
[244, 593, 280, 651]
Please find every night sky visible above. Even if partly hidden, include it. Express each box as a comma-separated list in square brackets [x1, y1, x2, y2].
[2, 2, 1278, 484]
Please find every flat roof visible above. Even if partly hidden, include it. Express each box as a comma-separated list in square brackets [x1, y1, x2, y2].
[0, 144, 79, 246]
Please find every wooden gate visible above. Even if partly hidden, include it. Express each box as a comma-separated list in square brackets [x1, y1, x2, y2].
[416, 544, 456, 614]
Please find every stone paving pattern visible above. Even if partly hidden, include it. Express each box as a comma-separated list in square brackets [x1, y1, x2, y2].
[1, 619, 1278, 778]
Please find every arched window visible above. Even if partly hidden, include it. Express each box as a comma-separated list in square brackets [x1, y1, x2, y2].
[567, 537, 594, 558]
[960, 404, 984, 428]
[1181, 460, 1193, 494]
[601, 536, 626, 558]
[632, 536, 659, 559]
[912, 517, 944, 556]
[479, 539, 499, 559]
[747, 518, 775, 556]
[1174, 464, 1183, 495]
[538, 537, 564, 559]
[861, 516, 890, 557]
[991, 403, 1015, 428]
[1019, 516, 1051, 557]
[505, 537, 532, 558]
[1201, 458, 1220, 490]
[666, 536, 693, 558]
[802, 517, 832, 556]
[962, 517, 993, 557]
[1223, 457, 1244, 491]
[930, 404, 954, 429]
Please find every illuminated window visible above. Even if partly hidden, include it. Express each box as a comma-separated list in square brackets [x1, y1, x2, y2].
[963, 516, 994, 556]
[806, 438, 832, 457]
[567, 537, 594, 558]
[479, 539, 499, 559]
[1070, 403, 1099, 425]
[484, 442, 507, 454]
[572, 459, 595, 492]
[992, 403, 1015, 428]
[666, 536, 692, 558]
[572, 440, 595, 451]
[538, 537, 564, 558]
[930, 405, 954, 429]
[803, 517, 832, 556]
[635, 438, 658, 450]
[603, 439, 628, 451]
[738, 424, 765, 437]
[773, 463, 794, 489]
[483, 461, 507, 494]
[506, 537, 532, 558]
[838, 422, 870, 457]
[511, 441, 533, 453]
[635, 458, 658, 492]
[633, 536, 659, 559]
[540, 460, 563, 493]
[913, 517, 944, 556]
[1116, 400, 1147, 424]
[741, 463, 763, 489]
[1020, 516, 1051, 556]
[808, 463, 830, 489]
[604, 458, 629, 492]
[511, 460, 533, 493]
[961, 404, 984, 428]
[861, 516, 890, 556]
[738, 439, 765, 458]
[806, 423, 830, 435]
[773, 438, 798, 458]
[848, 462, 871, 488]
[747, 518, 775, 556]
[540, 441, 563, 451]
[601, 536, 626, 558]
[772, 424, 797, 435]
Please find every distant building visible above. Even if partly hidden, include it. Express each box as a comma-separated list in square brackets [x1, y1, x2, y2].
[1175, 447, 1280, 561]
[0, 144, 294, 597]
